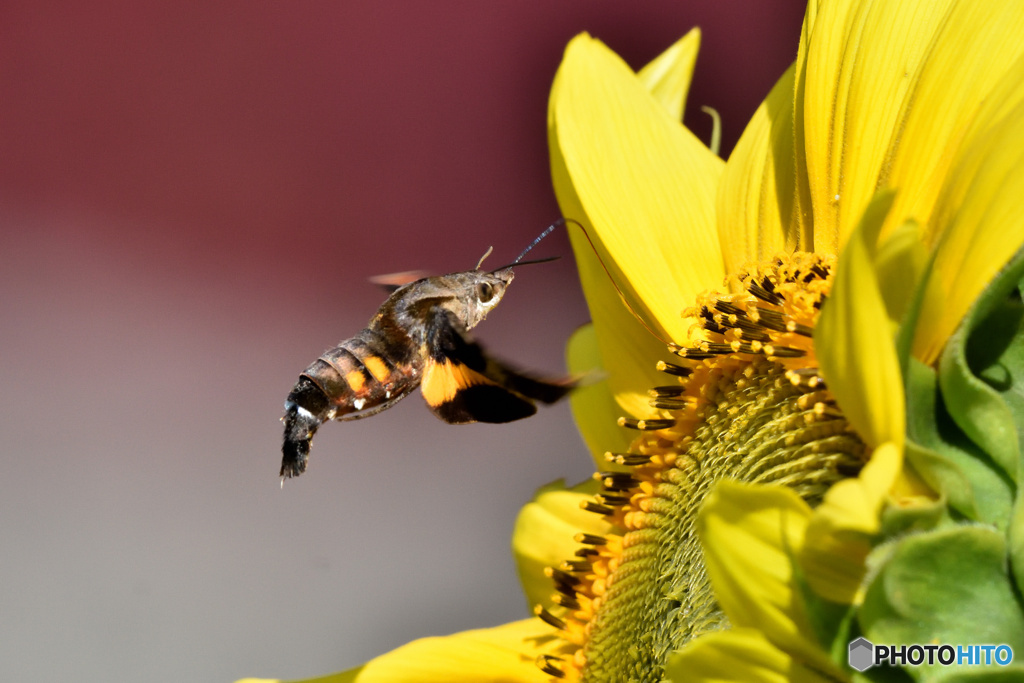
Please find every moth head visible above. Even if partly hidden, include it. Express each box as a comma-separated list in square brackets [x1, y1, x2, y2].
[453, 251, 557, 328]
[458, 268, 514, 329]
[392, 249, 555, 333]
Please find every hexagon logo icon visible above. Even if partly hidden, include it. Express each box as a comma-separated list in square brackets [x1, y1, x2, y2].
[849, 637, 874, 672]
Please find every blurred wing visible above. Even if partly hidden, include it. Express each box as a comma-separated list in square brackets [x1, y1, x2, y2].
[368, 270, 430, 294]
[420, 310, 574, 424]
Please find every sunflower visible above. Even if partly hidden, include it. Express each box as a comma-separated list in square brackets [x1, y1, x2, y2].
[240, 1, 1024, 681]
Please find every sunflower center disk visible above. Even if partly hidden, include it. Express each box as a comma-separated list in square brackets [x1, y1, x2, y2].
[535, 253, 867, 682]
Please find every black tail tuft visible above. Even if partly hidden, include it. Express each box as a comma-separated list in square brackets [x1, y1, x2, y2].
[280, 431, 312, 479]
[280, 395, 324, 479]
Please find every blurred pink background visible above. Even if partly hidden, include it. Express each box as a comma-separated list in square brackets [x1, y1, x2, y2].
[0, 2, 804, 681]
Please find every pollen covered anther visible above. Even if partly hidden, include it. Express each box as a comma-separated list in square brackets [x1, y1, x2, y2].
[617, 417, 675, 430]
[595, 471, 638, 490]
[537, 654, 567, 678]
[545, 566, 581, 586]
[649, 398, 690, 410]
[655, 361, 692, 377]
[763, 344, 806, 358]
[574, 533, 607, 546]
[534, 604, 567, 630]
[581, 501, 615, 515]
[605, 451, 653, 466]
[552, 593, 581, 610]
[536, 253, 866, 683]
[561, 559, 593, 574]
[594, 492, 631, 505]
[786, 367, 825, 388]
[609, 453, 652, 467]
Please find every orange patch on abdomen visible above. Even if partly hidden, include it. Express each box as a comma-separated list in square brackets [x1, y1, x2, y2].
[345, 369, 367, 393]
[362, 355, 391, 384]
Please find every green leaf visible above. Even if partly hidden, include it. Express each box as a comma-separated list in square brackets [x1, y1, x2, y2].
[936, 246, 1024, 591]
[859, 526, 1024, 682]
[877, 493, 948, 538]
[903, 358, 1014, 527]
[1012, 495, 1024, 618]
[938, 247, 1024, 483]
[792, 562, 858, 666]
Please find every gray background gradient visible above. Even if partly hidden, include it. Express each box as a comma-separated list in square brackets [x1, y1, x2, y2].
[0, 1, 804, 681]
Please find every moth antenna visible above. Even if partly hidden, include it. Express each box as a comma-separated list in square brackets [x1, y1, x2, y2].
[475, 246, 494, 270]
[513, 220, 562, 264]
[562, 218, 675, 348]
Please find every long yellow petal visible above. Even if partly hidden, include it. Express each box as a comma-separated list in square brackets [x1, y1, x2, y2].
[810, 441, 901, 537]
[815, 192, 905, 449]
[550, 33, 722, 415]
[871, 219, 929, 324]
[798, 0, 958, 254]
[797, 442, 904, 605]
[697, 482, 842, 679]
[511, 479, 611, 609]
[913, 55, 1024, 363]
[717, 64, 808, 272]
[560, 215, 677, 416]
[666, 628, 838, 683]
[238, 619, 555, 683]
[565, 324, 634, 467]
[883, 3, 1024, 249]
[636, 28, 701, 123]
[789, 1, 823, 257]
[549, 33, 725, 343]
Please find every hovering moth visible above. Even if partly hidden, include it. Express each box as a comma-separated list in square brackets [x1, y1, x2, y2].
[280, 225, 574, 480]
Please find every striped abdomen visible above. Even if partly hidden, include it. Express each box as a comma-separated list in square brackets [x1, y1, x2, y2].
[281, 330, 421, 479]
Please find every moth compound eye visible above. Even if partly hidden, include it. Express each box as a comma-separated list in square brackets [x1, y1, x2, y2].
[477, 282, 495, 303]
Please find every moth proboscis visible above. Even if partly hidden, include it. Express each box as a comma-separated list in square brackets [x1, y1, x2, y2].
[280, 223, 574, 481]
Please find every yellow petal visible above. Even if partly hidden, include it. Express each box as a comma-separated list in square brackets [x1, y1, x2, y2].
[789, 2, 824, 257]
[798, 0, 959, 254]
[798, 517, 869, 606]
[559, 199, 678, 416]
[238, 619, 556, 683]
[550, 33, 723, 415]
[549, 33, 725, 343]
[811, 441, 902, 537]
[798, 2, 1024, 258]
[565, 324, 634, 467]
[872, 219, 929, 324]
[913, 55, 1024, 363]
[796, 445, 906, 605]
[717, 64, 810, 272]
[666, 628, 838, 683]
[697, 482, 840, 678]
[815, 191, 905, 449]
[636, 28, 701, 122]
[511, 479, 611, 609]
[883, 3, 1024, 249]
